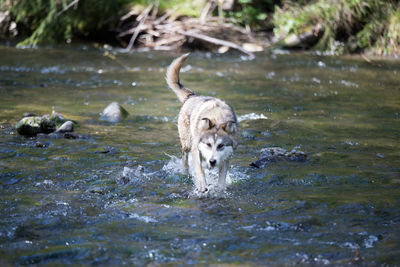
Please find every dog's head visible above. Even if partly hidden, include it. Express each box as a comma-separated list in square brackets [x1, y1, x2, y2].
[198, 128, 236, 169]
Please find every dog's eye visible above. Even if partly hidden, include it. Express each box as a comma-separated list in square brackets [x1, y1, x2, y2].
[217, 144, 224, 150]
[207, 143, 212, 147]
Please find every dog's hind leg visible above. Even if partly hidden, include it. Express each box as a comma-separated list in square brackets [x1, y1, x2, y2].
[191, 147, 207, 193]
[218, 159, 229, 187]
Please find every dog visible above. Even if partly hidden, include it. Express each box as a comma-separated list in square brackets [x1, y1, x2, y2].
[166, 53, 238, 193]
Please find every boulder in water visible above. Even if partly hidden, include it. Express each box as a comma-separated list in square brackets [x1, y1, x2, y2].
[55, 121, 74, 133]
[15, 116, 55, 136]
[15, 111, 77, 136]
[100, 102, 129, 123]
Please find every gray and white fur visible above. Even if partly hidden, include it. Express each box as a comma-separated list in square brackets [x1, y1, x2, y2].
[166, 53, 238, 192]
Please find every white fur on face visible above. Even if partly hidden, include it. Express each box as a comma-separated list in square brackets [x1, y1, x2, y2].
[199, 135, 234, 169]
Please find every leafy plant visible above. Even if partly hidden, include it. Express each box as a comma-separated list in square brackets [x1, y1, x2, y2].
[273, 0, 400, 54]
[226, 0, 276, 30]
[10, 0, 128, 45]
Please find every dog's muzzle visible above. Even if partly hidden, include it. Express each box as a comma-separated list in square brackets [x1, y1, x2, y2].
[209, 159, 216, 167]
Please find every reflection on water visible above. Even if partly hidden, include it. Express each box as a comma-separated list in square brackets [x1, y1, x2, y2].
[0, 45, 399, 265]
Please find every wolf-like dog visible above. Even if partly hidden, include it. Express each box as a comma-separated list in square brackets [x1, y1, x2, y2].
[166, 53, 238, 192]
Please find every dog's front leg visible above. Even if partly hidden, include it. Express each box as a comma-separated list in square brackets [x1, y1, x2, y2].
[182, 149, 189, 176]
[191, 147, 207, 193]
[218, 159, 229, 188]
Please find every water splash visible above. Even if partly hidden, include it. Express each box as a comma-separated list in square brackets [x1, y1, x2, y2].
[128, 213, 158, 223]
[161, 154, 186, 175]
[237, 113, 268, 122]
[162, 154, 248, 198]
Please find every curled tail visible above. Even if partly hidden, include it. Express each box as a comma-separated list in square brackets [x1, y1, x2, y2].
[166, 53, 196, 103]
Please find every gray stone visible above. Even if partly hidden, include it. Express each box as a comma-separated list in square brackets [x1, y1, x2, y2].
[250, 147, 307, 168]
[100, 102, 129, 123]
[55, 121, 74, 133]
[283, 23, 323, 49]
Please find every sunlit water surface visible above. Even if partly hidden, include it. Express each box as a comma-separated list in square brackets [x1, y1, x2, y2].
[0, 45, 399, 265]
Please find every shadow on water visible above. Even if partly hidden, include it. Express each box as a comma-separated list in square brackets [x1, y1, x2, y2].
[0, 45, 399, 265]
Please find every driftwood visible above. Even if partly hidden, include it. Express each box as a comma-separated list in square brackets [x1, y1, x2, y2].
[176, 29, 255, 58]
[124, 4, 153, 51]
[115, 4, 264, 57]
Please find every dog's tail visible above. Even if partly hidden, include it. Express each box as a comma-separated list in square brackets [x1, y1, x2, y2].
[166, 53, 196, 103]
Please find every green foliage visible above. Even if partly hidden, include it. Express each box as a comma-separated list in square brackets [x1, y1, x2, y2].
[357, 4, 400, 55]
[3, 0, 399, 55]
[10, 0, 128, 45]
[226, 0, 276, 29]
[273, 0, 400, 54]
[8, 0, 205, 45]
[120, 0, 206, 18]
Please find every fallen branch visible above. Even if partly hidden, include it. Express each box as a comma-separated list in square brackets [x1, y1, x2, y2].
[125, 4, 153, 51]
[176, 29, 255, 58]
[116, 4, 265, 58]
[154, 6, 177, 24]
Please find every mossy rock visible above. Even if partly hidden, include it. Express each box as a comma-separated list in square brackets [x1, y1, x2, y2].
[15, 116, 55, 136]
[40, 115, 57, 134]
[15, 112, 78, 136]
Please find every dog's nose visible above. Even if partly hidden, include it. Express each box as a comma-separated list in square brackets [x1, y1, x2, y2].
[209, 159, 216, 167]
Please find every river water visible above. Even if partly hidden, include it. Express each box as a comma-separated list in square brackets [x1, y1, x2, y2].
[0, 45, 399, 265]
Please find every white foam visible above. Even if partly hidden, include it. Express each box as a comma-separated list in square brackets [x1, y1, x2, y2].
[162, 154, 186, 175]
[341, 242, 360, 249]
[340, 80, 359, 88]
[162, 153, 249, 197]
[237, 113, 268, 122]
[120, 165, 150, 182]
[363, 235, 378, 248]
[128, 213, 158, 223]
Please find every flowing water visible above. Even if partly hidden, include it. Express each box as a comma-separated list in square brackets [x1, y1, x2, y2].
[0, 44, 399, 266]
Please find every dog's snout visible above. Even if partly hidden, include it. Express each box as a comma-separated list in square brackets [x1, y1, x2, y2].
[209, 159, 216, 167]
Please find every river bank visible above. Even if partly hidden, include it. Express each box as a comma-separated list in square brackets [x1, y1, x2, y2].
[1, 1, 399, 57]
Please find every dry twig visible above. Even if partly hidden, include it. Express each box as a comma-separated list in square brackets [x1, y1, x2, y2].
[116, 3, 263, 57]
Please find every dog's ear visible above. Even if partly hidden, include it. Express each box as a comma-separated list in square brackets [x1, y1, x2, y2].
[200, 118, 214, 130]
[221, 121, 237, 133]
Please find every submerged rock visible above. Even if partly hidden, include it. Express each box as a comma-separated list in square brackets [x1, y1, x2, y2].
[250, 147, 307, 168]
[63, 132, 78, 139]
[100, 102, 129, 123]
